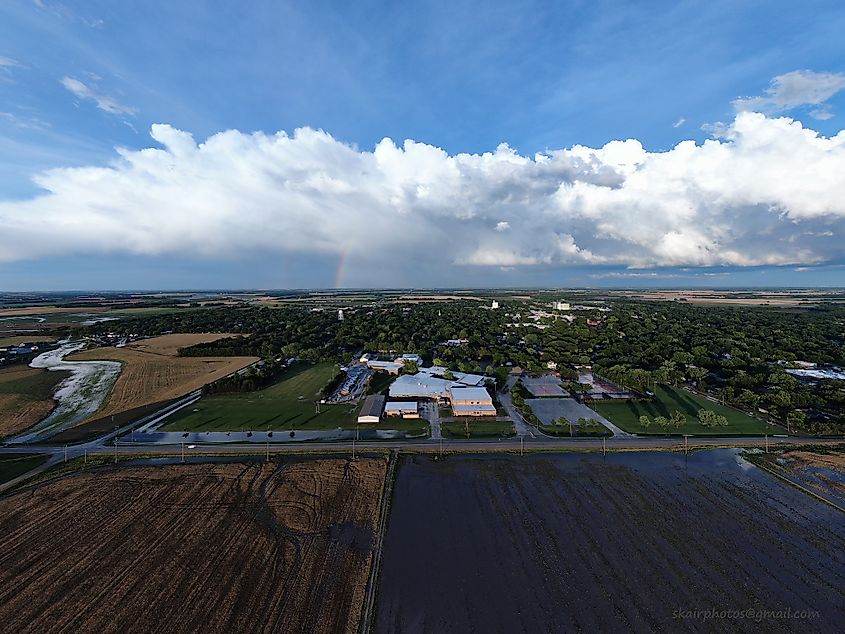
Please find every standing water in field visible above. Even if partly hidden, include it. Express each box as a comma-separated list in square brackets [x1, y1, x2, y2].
[10, 343, 122, 443]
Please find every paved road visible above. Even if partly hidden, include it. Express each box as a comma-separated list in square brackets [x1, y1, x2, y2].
[499, 377, 535, 437]
[422, 400, 442, 440]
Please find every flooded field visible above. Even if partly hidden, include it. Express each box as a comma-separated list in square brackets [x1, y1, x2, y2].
[376, 450, 845, 633]
[11, 343, 121, 442]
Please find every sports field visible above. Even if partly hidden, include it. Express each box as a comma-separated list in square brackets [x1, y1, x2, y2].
[161, 363, 359, 431]
[591, 385, 774, 435]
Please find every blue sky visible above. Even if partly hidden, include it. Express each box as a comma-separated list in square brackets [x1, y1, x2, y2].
[1, 0, 845, 290]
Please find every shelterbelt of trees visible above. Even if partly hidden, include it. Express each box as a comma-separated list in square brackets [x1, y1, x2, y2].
[80, 299, 845, 435]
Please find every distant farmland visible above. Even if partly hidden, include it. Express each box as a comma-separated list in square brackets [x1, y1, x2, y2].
[162, 362, 359, 431]
[70, 334, 257, 421]
[0, 458, 387, 633]
[592, 385, 773, 435]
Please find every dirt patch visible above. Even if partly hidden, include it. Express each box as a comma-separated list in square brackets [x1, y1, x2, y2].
[0, 458, 387, 633]
[127, 333, 244, 356]
[68, 347, 257, 420]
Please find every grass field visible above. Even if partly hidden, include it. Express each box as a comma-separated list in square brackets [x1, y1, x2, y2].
[592, 385, 774, 435]
[0, 366, 68, 439]
[162, 363, 360, 431]
[0, 454, 49, 484]
[70, 343, 257, 421]
[442, 419, 515, 439]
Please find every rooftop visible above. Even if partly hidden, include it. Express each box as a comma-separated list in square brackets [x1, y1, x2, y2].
[358, 394, 385, 418]
[449, 386, 493, 402]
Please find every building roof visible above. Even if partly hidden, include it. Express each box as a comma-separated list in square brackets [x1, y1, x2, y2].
[417, 366, 486, 386]
[367, 360, 403, 371]
[452, 403, 496, 414]
[389, 373, 457, 398]
[358, 394, 385, 419]
[449, 386, 492, 402]
[385, 401, 418, 411]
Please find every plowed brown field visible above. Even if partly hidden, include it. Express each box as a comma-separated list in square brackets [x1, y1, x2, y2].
[70, 346, 257, 420]
[0, 457, 387, 634]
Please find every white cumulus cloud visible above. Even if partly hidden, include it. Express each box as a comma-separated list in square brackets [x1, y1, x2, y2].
[0, 112, 844, 274]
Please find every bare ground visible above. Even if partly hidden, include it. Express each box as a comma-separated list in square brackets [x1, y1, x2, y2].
[0, 457, 387, 634]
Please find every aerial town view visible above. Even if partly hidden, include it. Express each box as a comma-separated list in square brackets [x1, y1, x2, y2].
[2, 1, 845, 633]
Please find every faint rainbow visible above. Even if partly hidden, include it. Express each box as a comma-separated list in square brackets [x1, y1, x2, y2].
[333, 250, 348, 288]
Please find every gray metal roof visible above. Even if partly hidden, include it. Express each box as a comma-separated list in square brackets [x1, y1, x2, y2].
[359, 394, 385, 419]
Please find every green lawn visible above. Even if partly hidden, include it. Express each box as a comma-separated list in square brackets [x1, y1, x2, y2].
[0, 454, 48, 484]
[592, 385, 776, 435]
[442, 419, 515, 439]
[161, 362, 359, 431]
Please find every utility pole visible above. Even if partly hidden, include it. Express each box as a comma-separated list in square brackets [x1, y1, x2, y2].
[64, 445, 67, 463]
[765, 434, 769, 454]
[181, 442, 185, 463]
[439, 437, 443, 457]
[352, 435, 356, 461]
[83, 449, 87, 467]
[520, 436, 524, 457]
[602, 436, 606, 456]
[266, 439, 270, 462]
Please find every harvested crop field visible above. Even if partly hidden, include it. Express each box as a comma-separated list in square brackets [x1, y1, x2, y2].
[0, 366, 68, 439]
[127, 333, 244, 356]
[69, 346, 257, 420]
[376, 450, 845, 633]
[0, 457, 387, 633]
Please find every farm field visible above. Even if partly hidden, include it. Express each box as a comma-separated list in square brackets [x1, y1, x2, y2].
[0, 366, 68, 439]
[376, 451, 845, 633]
[0, 453, 48, 484]
[69, 340, 257, 421]
[0, 457, 387, 633]
[0, 335, 55, 347]
[162, 362, 358, 431]
[126, 332, 243, 356]
[592, 385, 773, 435]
